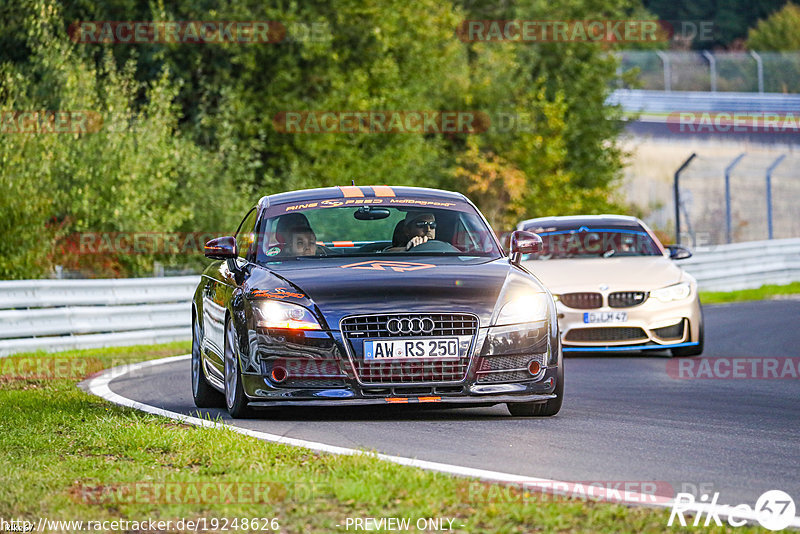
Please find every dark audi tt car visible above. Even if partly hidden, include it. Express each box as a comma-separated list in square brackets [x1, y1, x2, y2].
[192, 186, 562, 417]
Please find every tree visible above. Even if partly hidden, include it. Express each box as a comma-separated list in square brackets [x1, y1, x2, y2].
[451, 142, 527, 230]
[644, 0, 791, 49]
[452, 0, 633, 225]
[0, 1, 249, 278]
[2, 0, 636, 277]
[747, 2, 800, 50]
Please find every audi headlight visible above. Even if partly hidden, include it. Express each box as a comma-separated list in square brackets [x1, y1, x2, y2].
[252, 300, 322, 330]
[495, 293, 550, 326]
[651, 282, 691, 303]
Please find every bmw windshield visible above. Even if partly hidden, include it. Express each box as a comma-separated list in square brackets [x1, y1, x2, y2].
[522, 226, 663, 260]
[253, 200, 502, 263]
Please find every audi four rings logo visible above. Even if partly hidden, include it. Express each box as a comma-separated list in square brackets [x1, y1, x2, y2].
[386, 317, 436, 335]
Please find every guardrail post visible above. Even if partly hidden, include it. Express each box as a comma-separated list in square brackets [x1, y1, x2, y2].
[724, 153, 746, 244]
[750, 51, 764, 93]
[673, 153, 697, 245]
[702, 51, 717, 92]
[656, 51, 671, 91]
[765, 154, 786, 240]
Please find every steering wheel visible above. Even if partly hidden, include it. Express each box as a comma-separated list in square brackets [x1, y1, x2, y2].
[407, 239, 460, 253]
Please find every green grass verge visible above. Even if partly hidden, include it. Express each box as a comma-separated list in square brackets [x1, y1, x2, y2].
[700, 281, 800, 305]
[0, 343, 760, 533]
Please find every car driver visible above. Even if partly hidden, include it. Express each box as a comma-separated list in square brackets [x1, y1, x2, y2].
[284, 225, 317, 256]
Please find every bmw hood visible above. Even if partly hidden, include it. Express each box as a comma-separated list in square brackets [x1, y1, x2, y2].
[520, 256, 686, 294]
[245, 256, 522, 329]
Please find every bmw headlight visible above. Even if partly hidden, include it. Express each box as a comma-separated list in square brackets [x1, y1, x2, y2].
[495, 293, 550, 326]
[651, 282, 691, 303]
[252, 300, 322, 330]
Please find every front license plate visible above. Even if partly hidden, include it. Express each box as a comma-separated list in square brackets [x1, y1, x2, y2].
[583, 311, 628, 323]
[363, 338, 460, 361]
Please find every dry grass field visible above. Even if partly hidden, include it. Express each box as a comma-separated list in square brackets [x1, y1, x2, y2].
[619, 136, 799, 244]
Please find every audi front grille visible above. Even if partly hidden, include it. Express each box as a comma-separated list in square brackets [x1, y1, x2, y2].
[340, 313, 478, 385]
[608, 291, 648, 308]
[560, 292, 603, 309]
[341, 313, 477, 338]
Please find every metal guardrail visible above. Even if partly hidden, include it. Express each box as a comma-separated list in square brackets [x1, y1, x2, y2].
[0, 276, 198, 308]
[0, 276, 198, 356]
[681, 238, 800, 292]
[608, 89, 800, 115]
[0, 240, 798, 356]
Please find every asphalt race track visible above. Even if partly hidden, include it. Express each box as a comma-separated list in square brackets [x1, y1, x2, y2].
[107, 300, 800, 508]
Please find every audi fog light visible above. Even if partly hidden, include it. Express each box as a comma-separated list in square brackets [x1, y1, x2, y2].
[495, 293, 549, 326]
[651, 282, 691, 303]
[253, 300, 322, 330]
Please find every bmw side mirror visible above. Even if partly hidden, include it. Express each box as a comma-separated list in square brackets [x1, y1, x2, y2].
[204, 236, 237, 259]
[509, 230, 542, 266]
[666, 244, 692, 260]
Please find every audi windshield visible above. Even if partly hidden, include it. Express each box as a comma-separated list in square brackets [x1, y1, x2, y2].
[250, 201, 502, 262]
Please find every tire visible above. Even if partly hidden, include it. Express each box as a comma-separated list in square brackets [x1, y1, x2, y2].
[507, 363, 564, 417]
[224, 318, 251, 418]
[671, 319, 704, 357]
[191, 317, 223, 408]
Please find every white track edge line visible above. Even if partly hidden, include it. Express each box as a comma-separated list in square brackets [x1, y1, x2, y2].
[84, 355, 800, 528]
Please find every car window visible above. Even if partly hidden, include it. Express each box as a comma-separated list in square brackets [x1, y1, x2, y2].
[255, 203, 500, 262]
[523, 226, 662, 259]
[234, 208, 258, 259]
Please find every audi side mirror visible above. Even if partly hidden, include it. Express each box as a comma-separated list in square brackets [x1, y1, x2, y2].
[509, 230, 542, 265]
[204, 236, 237, 259]
[666, 244, 692, 260]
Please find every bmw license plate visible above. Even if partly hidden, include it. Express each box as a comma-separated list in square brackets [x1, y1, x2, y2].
[363, 338, 460, 361]
[583, 311, 628, 323]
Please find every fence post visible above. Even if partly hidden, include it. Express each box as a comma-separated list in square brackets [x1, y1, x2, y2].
[656, 51, 671, 91]
[702, 51, 717, 92]
[725, 153, 746, 244]
[750, 51, 764, 93]
[766, 155, 786, 240]
[674, 153, 697, 245]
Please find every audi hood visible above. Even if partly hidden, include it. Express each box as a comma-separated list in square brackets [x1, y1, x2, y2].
[244, 256, 537, 329]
